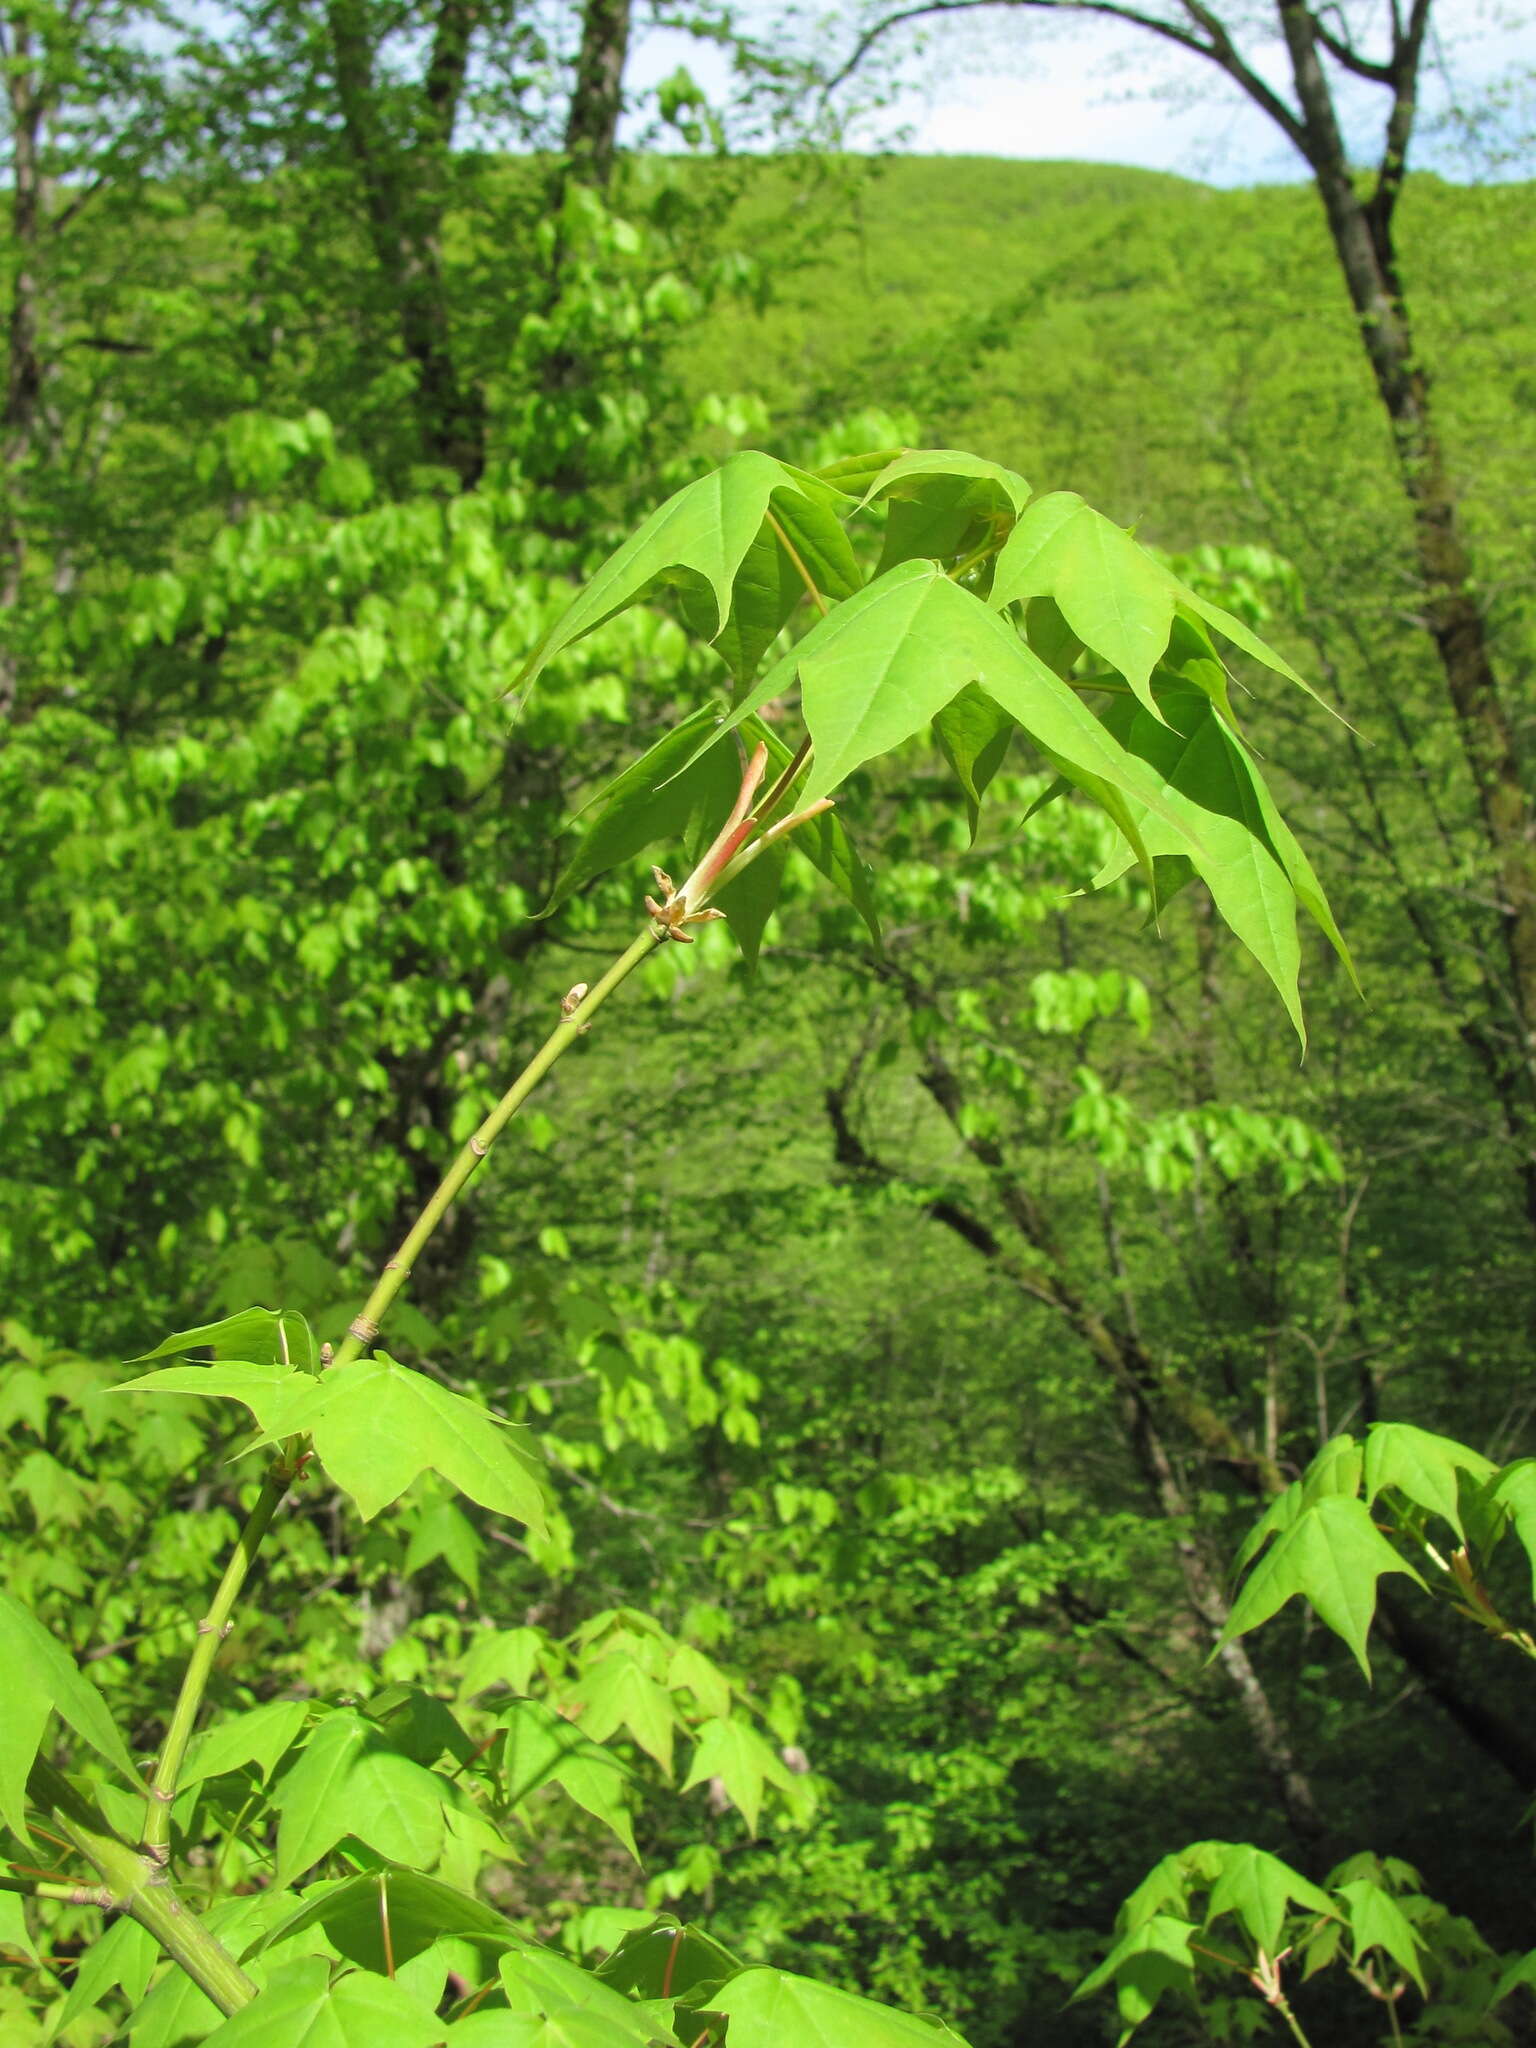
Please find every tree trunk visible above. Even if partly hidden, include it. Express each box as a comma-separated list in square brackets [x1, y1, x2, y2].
[563, 0, 631, 189]
[1, 15, 43, 718]
[1275, 0, 1536, 1099]
[325, 0, 484, 487]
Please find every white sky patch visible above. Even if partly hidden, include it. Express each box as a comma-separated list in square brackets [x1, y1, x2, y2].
[625, 0, 1536, 185]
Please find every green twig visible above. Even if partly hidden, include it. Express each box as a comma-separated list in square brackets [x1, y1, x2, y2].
[330, 923, 664, 1370]
[28, 1760, 257, 2014]
[140, 1466, 292, 1864]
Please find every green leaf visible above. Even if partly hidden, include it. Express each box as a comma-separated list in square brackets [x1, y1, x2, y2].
[1231, 1436, 1363, 1578]
[500, 1699, 637, 1859]
[595, 1920, 741, 2003]
[499, 1941, 679, 2043]
[183, 1699, 310, 1791]
[665, 1645, 732, 1722]
[707, 1966, 965, 2045]
[113, 1360, 312, 1435]
[811, 448, 907, 496]
[1488, 1460, 1536, 1597]
[59, 1916, 158, 2026]
[679, 1718, 793, 1836]
[858, 448, 1031, 577]
[1204, 1844, 1335, 1956]
[0, 1592, 137, 1839]
[296, 1353, 548, 1531]
[1072, 1915, 1197, 2037]
[702, 486, 862, 683]
[703, 562, 1208, 867]
[447, 2011, 672, 2046]
[932, 684, 1014, 844]
[200, 1957, 444, 2047]
[568, 1653, 678, 1777]
[1362, 1423, 1495, 1540]
[991, 493, 1329, 717]
[130, 1308, 319, 1372]
[515, 453, 844, 691]
[245, 1869, 515, 1975]
[1334, 1878, 1428, 1993]
[1492, 1947, 1536, 2005]
[270, 1710, 459, 1885]
[404, 1499, 484, 1598]
[1089, 682, 1352, 1044]
[0, 1889, 33, 1964]
[1217, 1493, 1426, 1678]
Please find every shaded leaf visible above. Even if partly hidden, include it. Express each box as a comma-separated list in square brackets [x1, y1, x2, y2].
[515, 454, 843, 692]
[595, 1919, 741, 2003]
[500, 1699, 637, 1859]
[932, 684, 1014, 844]
[271, 1711, 458, 1885]
[1362, 1423, 1494, 1540]
[183, 1699, 310, 1792]
[244, 1868, 515, 1975]
[1072, 1915, 1197, 2036]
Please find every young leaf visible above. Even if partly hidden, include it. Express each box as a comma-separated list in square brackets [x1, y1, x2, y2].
[500, 1699, 638, 1859]
[1217, 1494, 1426, 1678]
[499, 1941, 679, 2043]
[270, 1710, 460, 1885]
[129, 1308, 319, 1372]
[112, 1360, 312, 1436]
[301, 1353, 548, 1531]
[0, 1591, 138, 1839]
[1072, 1916, 1197, 2036]
[991, 492, 1330, 717]
[1230, 1435, 1363, 1578]
[543, 707, 739, 917]
[707, 1966, 969, 2045]
[181, 1698, 310, 1792]
[1488, 1460, 1536, 1597]
[679, 1718, 794, 1836]
[1334, 1878, 1428, 1993]
[858, 448, 1031, 578]
[1362, 1423, 1495, 1540]
[567, 1652, 678, 1777]
[932, 684, 1015, 844]
[1204, 1844, 1335, 1956]
[699, 486, 862, 683]
[58, 1916, 157, 2028]
[198, 1957, 443, 2047]
[1088, 682, 1353, 1044]
[514, 453, 847, 692]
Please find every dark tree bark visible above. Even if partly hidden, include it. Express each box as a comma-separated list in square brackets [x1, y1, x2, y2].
[563, 0, 632, 189]
[1, 10, 45, 718]
[325, 0, 485, 486]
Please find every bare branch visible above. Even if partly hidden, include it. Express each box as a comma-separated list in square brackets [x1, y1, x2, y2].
[826, 0, 1306, 154]
[1311, 6, 1395, 82]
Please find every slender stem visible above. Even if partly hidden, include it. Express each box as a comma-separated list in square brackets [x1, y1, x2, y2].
[330, 924, 663, 1370]
[755, 734, 813, 826]
[28, 1761, 257, 2014]
[764, 510, 830, 617]
[0, 1871, 112, 1903]
[140, 1467, 291, 1862]
[1274, 2001, 1315, 2048]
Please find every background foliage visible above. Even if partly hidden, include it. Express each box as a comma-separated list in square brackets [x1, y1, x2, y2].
[4, 0, 1536, 2037]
